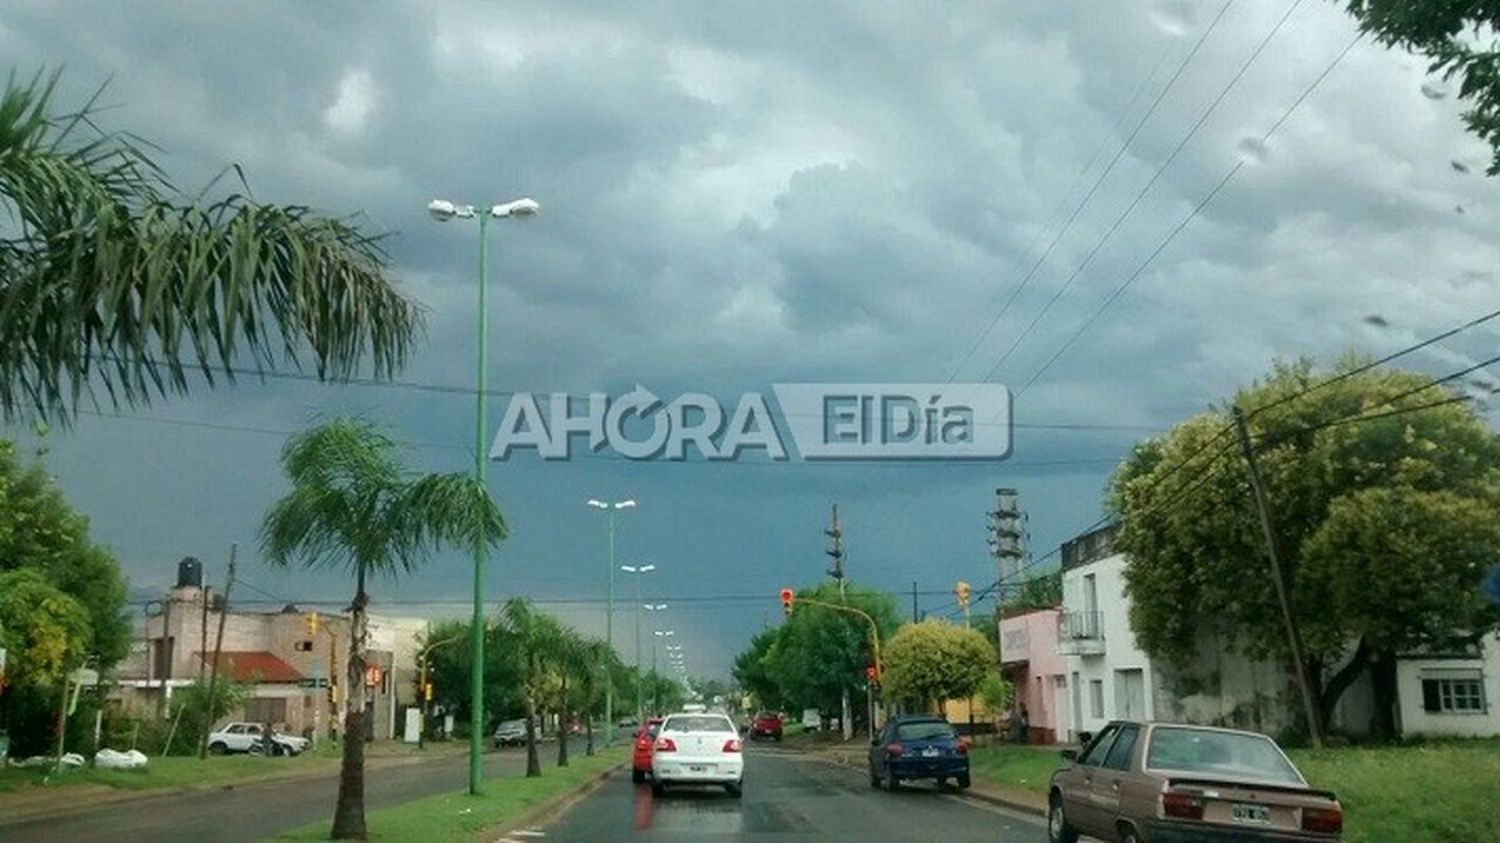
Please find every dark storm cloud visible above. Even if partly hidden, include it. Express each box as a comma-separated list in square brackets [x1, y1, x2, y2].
[3, 0, 1496, 673]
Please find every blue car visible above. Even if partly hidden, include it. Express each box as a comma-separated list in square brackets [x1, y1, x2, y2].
[868, 714, 971, 792]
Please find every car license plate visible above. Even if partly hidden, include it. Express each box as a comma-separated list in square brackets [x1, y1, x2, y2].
[1231, 803, 1270, 824]
[689, 765, 708, 773]
[921, 748, 940, 757]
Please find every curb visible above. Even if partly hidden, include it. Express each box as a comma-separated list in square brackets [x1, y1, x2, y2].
[786, 746, 1047, 818]
[482, 759, 626, 841]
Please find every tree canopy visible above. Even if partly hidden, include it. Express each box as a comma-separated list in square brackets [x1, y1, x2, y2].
[881, 619, 996, 709]
[1112, 359, 1500, 733]
[0, 70, 422, 422]
[1341, 2, 1500, 174]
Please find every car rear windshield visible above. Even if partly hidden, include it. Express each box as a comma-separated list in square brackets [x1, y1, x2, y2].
[755, 711, 777, 720]
[1146, 727, 1304, 785]
[663, 715, 736, 733]
[896, 721, 957, 741]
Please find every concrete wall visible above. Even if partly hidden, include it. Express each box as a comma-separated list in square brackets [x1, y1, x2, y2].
[1000, 609, 1067, 742]
[1150, 633, 1301, 739]
[1061, 552, 1156, 741]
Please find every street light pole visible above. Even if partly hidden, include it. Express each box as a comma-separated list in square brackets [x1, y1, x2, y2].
[428, 196, 539, 797]
[621, 564, 656, 719]
[588, 499, 635, 744]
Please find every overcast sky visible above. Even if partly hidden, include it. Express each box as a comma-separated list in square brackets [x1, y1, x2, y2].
[3, 1, 1496, 677]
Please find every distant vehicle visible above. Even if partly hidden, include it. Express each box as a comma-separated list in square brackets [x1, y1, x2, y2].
[681, 703, 707, 714]
[618, 716, 640, 728]
[631, 716, 665, 783]
[1047, 721, 1343, 843]
[650, 712, 744, 798]
[206, 722, 308, 757]
[492, 719, 528, 747]
[749, 710, 783, 741]
[867, 714, 969, 793]
[802, 709, 823, 732]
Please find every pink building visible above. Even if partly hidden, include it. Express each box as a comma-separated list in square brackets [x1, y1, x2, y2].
[999, 608, 1069, 744]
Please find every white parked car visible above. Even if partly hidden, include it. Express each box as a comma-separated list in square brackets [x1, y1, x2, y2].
[650, 712, 744, 798]
[207, 722, 308, 756]
[493, 719, 528, 747]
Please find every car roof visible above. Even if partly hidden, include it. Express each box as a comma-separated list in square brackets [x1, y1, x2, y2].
[889, 714, 949, 724]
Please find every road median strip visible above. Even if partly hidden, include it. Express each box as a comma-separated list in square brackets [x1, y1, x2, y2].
[268, 748, 628, 842]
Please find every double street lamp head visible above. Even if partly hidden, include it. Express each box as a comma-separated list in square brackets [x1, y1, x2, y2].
[621, 563, 656, 574]
[586, 498, 636, 510]
[427, 197, 540, 222]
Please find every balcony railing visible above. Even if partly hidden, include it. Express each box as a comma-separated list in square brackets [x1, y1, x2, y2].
[1058, 610, 1103, 642]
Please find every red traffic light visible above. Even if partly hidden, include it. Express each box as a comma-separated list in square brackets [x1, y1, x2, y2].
[779, 588, 794, 616]
[865, 665, 877, 680]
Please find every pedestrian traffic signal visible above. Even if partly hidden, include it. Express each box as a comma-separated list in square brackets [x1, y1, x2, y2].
[424, 682, 433, 702]
[779, 588, 794, 617]
[865, 665, 877, 680]
[955, 581, 970, 608]
[306, 612, 319, 635]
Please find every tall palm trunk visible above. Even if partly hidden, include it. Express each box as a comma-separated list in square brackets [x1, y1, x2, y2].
[585, 697, 595, 757]
[524, 690, 542, 777]
[557, 672, 570, 768]
[331, 573, 369, 839]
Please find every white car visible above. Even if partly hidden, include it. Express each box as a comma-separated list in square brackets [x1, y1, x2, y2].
[493, 719, 528, 747]
[650, 712, 744, 798]
[207, 722, 308, 756]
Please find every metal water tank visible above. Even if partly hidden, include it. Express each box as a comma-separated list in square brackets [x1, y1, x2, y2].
[176, 556, 203, 588]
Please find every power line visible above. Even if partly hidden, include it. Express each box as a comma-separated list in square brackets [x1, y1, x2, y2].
[944, 0, 1239, 384]
[990, 0, 1305, 385]
[1015, 30, 1361, 395]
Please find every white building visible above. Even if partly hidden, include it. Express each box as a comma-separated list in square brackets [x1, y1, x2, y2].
[1056, 523, 1500, 742]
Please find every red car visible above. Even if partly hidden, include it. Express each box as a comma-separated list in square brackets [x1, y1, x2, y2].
[632, 717, 664, 783]
[751, 710, 784, 741]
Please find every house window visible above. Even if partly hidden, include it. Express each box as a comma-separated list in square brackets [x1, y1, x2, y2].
[1422, 673, 1486, 714]
[294, 640, 313, 652]
[1089, 680, 1105, 718]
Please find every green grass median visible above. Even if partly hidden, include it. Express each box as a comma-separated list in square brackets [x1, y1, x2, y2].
[271, 747, 628, 841]
[0, 753, 338, 794]
[969, 737, 1500, 843]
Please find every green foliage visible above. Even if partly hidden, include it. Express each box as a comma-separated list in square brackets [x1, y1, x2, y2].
[1003, 572, 1061, 614]
[881, 619, 997, 707]
[1112, 359, 1500, 718]
[0, 440, 129, 667]
[0, 569, 91, 689]
[978, 673, 1013, 713]
[422, 619, 525, 726]
[1342, 3, 1500, 175]
[0, 69, 422, 422]
[160, 677, 251, 755]
[738, 581, 901, 713]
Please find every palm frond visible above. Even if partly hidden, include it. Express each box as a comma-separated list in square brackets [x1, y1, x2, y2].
[0, 70, 423, 423]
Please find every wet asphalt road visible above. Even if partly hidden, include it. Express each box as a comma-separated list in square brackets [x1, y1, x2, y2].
[0, 738, 587, 843]
[538, 748, 1052, 842]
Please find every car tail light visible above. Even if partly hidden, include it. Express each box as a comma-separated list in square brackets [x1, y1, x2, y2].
[723, 738, 742, 753]
[654, 737, 677, 752]
[1162, 792, 1205, 820]
[1302, 805, 1343, 834]
[884, 742, 904, 757]
[956, 739, 970, 755]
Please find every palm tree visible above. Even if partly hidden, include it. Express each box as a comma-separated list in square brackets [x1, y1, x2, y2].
[574, 638, 610, 757]
[552, 628, 596, 769]
[0, 70, 420, 422]
[262, 419, 506, 840]
[501, 598, 566, 778]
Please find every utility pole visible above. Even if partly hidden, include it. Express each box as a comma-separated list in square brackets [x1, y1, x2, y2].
[911, 580, 918, 623]
[825, 504, 846, 599]
[198, 564, 209, 686]
[1232, 408, 1324, 748]
[825, 503, 851, 738]
[988, 488, 1025, 669]
[199, 544, 236, 759]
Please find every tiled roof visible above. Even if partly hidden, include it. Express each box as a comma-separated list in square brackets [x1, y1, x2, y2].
[195, 651, 303, 683]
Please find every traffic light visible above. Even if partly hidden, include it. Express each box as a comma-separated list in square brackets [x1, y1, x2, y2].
[424, 682, 434, 702]
[779, 588, 794, 617]
[865, 665, 877, 680]
[306, 612, 319, 635]
[955, 581, 971, 609]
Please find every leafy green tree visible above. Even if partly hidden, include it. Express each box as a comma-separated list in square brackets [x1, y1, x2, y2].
[0, 71, 421, 422]
[762, 582, 901, 716]
[261, 419, 507, 839]
[0, 569, 91, 690]
[162, 677, 249, 755]
[1003, 572, 1062, 614]
[422, 619, 524, 729]
[500, 598, 565, 778]
[573, 638, 611, 756]
[881, 619, 997, 712]
[731, 628, 785, 711]
[1341, 3, 1500, 175]
[1113, 359, 1500, 737]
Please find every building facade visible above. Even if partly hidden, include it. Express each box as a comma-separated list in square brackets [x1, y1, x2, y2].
[999, 608, 1067, 743]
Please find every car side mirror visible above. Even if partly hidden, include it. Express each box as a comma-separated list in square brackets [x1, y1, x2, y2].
[1060, 748, 1078, 762]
